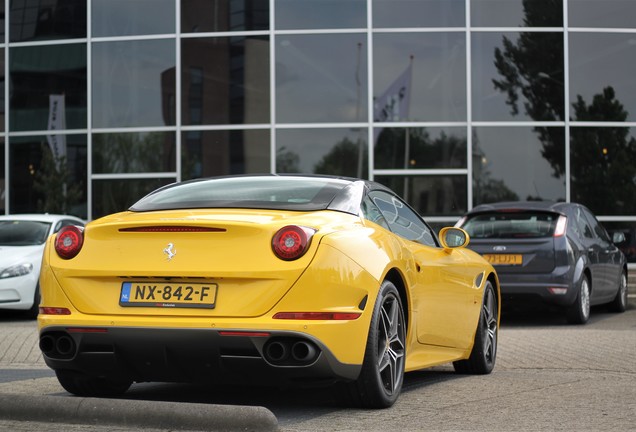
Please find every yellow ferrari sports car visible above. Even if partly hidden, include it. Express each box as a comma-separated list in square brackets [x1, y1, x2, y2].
[38, 174, 500, 408]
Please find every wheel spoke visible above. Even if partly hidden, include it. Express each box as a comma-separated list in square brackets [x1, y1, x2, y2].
[376, 296, 405, 394]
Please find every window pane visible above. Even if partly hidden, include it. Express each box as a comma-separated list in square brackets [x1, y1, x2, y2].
[275, 0, 365, 30]
[570, 127, 636, 216]
[10, 0, 86, 42]
[276, 34, 367, 123]
[182, 36, 270, 125]
[9, 135, 87, 219]
[275, 128, 368, 178]
[569, 0, 636, 28]
[374, 175, 467, 217]
[92, 0, 175, 37]
[472, 0, 563, 27]
[374, 33, 466, 122]
[472, 127, 565, 205]
[92, 178, 173, 219]
[0, 2, 5, 43]
[0, 139, 4, 213]
[373, 0, 465, 28]
[93, 132, 176, 174]
[375, 127, 467, 169]
[10, 44, 87, 132]
[0, 49, 4, 132]
[182, 129, 270, 180]
[472, 32, 564, 121]
[570, 33, 636, 122]
[181, 0, 269, 33]
[92, 40, 176, 128]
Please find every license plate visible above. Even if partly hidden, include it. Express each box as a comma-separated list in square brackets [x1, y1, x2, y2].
[483, 254, 523, 265]
[120, 282, 218, 309]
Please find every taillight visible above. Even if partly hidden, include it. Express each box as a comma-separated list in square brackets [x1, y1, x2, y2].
[272, 225, 315, 260]
[554, 215, 567, 237]
[54, 225, 84, 259]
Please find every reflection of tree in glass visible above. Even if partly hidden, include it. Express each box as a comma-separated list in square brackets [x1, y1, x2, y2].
[492, 0, 636, 213]
[94, 133, 172, 213]
[313, 138, 367, 178]
[34, 144, 83, 216]
[570, 88, 636, 213]
[276, 145, 300, 173]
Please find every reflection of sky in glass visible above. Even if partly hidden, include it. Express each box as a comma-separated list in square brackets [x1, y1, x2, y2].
[473, 127, 565, 202]
[374, 33, 466, 122]
[569, 0, 636, 28]
[92, 0, 175, 37]
[570, 34, 636, 122]
[92, 40, 176, 128]
[373, 0, 465, 28]
[275, 0, 365, 29]
[276, 34, 367, 123]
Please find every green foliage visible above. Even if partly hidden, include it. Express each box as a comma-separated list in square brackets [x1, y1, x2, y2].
[33, 144, 83, 215]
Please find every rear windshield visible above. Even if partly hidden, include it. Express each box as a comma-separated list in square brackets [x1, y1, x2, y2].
[462, 212, 559, 239]
[130, 176, 352, 212]
[0, 220, 51, 246]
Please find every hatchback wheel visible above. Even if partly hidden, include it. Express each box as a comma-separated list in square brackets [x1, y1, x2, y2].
[566, 275, 590, 324]
[608, 271, 628, 313]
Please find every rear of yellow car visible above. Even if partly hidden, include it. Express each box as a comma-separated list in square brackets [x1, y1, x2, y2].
[38, 208, 382, 396]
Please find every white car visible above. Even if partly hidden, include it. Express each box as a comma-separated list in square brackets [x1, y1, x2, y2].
[0, 214, 85, 318]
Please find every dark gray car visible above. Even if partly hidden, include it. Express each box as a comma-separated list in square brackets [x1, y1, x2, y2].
[456, 201, 628, 324]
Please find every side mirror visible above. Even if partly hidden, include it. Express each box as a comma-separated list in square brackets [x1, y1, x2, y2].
[439, 227, 470, 252]
[612, 231, 626, 244]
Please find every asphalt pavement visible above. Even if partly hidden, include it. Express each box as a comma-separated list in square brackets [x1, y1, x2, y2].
[1, 275, 635, 431]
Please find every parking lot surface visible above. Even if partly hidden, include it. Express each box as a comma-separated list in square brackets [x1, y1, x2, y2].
[1, 293, 635, 431]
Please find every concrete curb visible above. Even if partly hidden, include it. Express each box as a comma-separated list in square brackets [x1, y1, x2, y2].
[0, 393, 278, 431]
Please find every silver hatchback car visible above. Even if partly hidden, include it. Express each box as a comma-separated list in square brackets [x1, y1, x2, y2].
[456, 201, 628, 324]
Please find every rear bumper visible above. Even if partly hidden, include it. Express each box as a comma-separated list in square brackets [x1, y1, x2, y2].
[39, 326, 361, 386]
[497, 266, 576, 306]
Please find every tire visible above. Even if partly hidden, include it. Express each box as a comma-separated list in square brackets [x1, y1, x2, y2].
[453, 281, 498, 375]
[348, 280, 406, 408]
[566, 275, 591, 325]
[25, 284, 41, 320]
[608, 270, 628, 313]
[56, 370, 132, 397]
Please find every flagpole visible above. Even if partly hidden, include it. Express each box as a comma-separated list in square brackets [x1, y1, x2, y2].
[403, 55, 414, 200]
[355, 42, 364, 179]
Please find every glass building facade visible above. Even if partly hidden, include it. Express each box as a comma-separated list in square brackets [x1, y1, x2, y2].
[1, 0, 635, 258]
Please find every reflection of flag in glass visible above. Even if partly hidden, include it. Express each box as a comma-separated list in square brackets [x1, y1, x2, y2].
[47, 94, 67, 171]
[373, 62, 412, 142]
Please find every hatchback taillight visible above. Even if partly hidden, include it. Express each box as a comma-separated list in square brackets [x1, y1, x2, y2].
[54, 225, 84, 259]
[554, 215, 567, 237]
[272, 225, 315, 260]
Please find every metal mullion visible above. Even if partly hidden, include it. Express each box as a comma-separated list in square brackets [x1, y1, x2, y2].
[87, 0, 93, 220]
[564, 0, 571, 203]
[466, 0, 473, 211]
[270, 0, 276, 173]
[367, 0, 373, 181]
[4, 0, 8, 214]
[176, 0, 182, 182]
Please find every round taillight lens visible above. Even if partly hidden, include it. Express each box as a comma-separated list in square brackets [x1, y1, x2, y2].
[272, 226, 314, 261]
[54, 225, 84, 259]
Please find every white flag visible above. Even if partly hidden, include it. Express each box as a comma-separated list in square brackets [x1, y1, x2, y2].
[374, 63, 412, 123]
[47, 94, 67, 170]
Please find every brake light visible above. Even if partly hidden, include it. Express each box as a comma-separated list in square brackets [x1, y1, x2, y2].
[272, 225, 315, 260]
[54, 225, 84, 259]
[554, 215, 567, 237]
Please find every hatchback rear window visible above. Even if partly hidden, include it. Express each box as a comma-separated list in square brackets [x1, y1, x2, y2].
[461, 212, 559, 239]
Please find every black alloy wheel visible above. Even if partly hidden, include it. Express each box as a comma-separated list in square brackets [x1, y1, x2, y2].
[349, 280, 406, 408]
[453, 280, 498, 374]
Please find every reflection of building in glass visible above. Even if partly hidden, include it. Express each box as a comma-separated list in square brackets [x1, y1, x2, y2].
[0, 0, 635, 261]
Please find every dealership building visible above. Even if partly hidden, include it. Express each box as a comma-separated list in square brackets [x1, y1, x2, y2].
[1, 0, 635, 257]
